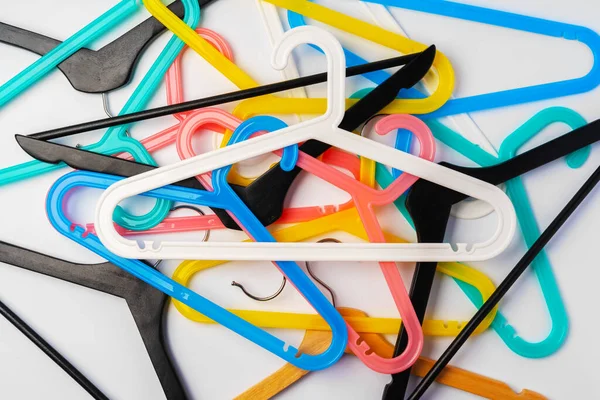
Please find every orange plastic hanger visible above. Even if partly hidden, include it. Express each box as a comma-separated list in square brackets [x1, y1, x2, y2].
[235, 308, 547, 400]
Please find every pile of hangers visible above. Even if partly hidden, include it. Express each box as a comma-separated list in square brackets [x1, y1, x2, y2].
[1, 0, 599, 398]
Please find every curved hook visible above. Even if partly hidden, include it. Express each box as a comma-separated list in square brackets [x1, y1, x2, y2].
[305, 238, 339, 308]
[273, 26, 346, 127]
[231, 277, 287, 302]
[102, 93, 131, 138]
[232, 238, 340, 304]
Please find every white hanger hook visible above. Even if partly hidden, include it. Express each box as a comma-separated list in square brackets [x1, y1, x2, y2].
[272, 26, 346, 127]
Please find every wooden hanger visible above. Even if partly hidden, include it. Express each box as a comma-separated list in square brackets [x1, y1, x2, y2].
[235, 308, 547, 400]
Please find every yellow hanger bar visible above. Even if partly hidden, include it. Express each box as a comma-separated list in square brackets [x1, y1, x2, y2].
[171, 208, 498, 336]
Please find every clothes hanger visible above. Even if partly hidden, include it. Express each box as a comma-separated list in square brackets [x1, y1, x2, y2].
[0, 0, 154, 107]
[21, 51, 421, 141]
[229, 262, 540, 399]
[46, 168, 349, 372]
[0, 290, 108, 399]
[346, 0, 500, 220]
[375, 107, 589, 359]
[235, 309, 547, 400]
[0, 240, 188, 400]
[171, 213, 500, 337]
[0, 0, 214, 94]
[161, 112, 459, 373]
[408, 163, 600, 400]
[423, 108, 589, 358]
[383, 115, 600, 399]
[259, 0, 600, 120]
[61, 112, 433, 373]
[141, 0, 453, 115]
[91, 27, 515, 262]
[20, 47, 433, 234]
[0, 0, 202, 232]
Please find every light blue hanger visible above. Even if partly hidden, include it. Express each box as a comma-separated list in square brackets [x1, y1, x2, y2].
[0, 0, 201, 231]
[45, 116, 347, 370]
[0, 0, 140, 108]
[361, 0, 600, 119]
[377, 107, 589, 357]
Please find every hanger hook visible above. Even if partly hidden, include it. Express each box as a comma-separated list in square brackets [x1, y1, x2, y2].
[231, 238, 340, 305]
[231, 277, 287, 302]
[146, 205, 211, 269]
[102, 92, 131, 138]
[305, 238, 339, 308]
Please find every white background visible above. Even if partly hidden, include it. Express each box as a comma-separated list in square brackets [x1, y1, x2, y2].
[0, 0, 598, 399]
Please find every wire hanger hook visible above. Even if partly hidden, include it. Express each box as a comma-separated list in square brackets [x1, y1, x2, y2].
[232, 238, 340, 304]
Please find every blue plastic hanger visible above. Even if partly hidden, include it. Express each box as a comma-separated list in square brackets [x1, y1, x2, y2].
[45, 117, 347, 371]
[362, 0, 600, 119]
[0, 0, 201, 231]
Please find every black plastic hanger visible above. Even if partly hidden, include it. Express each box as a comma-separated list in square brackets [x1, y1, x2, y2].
[0, 241, 186, 399]
[24, 48, 430, 141]
[16, 46, 435, 231]
[407, 162, 600, 400]
[382, 118, 600, 399]
[0, 0, 215, 93]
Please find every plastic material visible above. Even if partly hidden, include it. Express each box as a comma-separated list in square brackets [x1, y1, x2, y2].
[384, 115, 600, 399]
[234, 0, 452, 119]
[0, 241, 185, 400]
[0, 0, 214, 93]
[93, 27, 515, 262]
[18, 48, 428, 233]
[407, 164, 600, 400]
[144, 0, 449, 116]
[426, 108, 589, 358]
[48, 169, 348, 371]
[27, 52, 421, 142]
[172, 211, 500, 337]
[0, 0, 140, 107]
[0, 0, 201, 231]
[363, 0, 600, 118]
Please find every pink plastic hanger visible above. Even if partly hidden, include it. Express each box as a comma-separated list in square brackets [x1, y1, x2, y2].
[175, 112, 435, 372]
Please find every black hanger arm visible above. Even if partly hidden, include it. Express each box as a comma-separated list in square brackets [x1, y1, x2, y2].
[382, 116, 600, 398]
[0, 0, 214, 93]
[17, 48, 432, 231]
[25, 51, 422, 141]
[407, 163, 600, 400]
[0, 241, 186, 399]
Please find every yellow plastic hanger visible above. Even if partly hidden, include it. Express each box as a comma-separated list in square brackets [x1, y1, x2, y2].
[141, 0, 453, 117]
[235, 308, 547, 400]
[171, 207, 499, 337]
[227, 0, 454, 133]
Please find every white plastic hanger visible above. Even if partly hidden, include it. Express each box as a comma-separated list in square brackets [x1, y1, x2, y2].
[94, 26, 516, 262]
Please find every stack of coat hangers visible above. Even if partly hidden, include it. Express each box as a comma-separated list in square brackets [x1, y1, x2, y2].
[0, 0, 599, 398]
